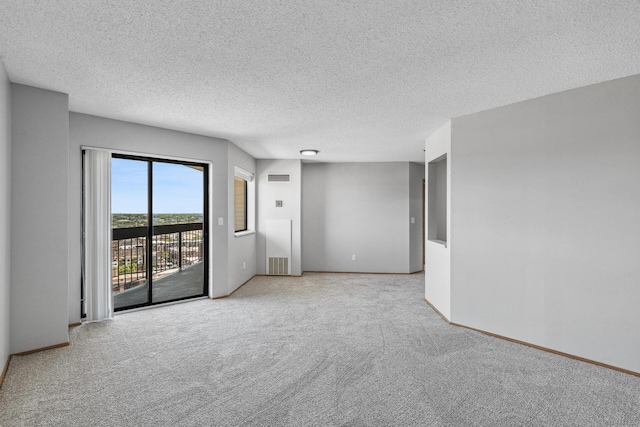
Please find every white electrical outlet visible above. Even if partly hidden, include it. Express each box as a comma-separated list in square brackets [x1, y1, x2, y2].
[352, 254, 357, 261]
[243, 261, 246, 269]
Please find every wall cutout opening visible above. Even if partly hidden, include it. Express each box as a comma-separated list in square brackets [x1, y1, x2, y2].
[428, 154, 447, 245]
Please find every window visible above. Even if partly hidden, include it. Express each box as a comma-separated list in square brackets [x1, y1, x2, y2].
[233, 165, 254, 234]
[234, 176, 247, 232]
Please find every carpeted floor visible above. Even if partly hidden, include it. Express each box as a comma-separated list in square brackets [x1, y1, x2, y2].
[1, 272, 638, 426]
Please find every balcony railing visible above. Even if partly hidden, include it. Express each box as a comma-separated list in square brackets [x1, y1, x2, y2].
[111, 222, 203, 293]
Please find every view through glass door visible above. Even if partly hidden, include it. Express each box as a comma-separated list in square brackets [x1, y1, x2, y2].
[111, 155, 208, 311]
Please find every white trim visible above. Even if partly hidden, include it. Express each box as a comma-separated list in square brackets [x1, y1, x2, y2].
[234, 165, 254, 182]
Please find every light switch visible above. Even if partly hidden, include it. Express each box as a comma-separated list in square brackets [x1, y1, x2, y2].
[411, 217, 415, 224]
[218, 217, 224, 226]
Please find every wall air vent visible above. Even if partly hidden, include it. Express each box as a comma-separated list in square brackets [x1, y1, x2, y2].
[267, 173, 291, 183]
[268, 257, 289, 275]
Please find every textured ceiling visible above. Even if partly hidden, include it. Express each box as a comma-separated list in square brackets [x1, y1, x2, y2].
[1, 1, 639, 162]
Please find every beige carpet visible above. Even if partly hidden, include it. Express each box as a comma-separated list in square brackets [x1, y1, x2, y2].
[1, 272, 638, 426]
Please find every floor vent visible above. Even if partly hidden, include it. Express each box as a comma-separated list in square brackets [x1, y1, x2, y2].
[268, 257, 289, 275]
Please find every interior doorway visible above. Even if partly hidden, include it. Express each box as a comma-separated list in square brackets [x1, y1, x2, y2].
[423, 179, 426, 266]
[111, 154, 208, 311]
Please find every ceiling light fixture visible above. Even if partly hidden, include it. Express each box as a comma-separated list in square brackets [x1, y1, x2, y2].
[300, 149, 319, 156]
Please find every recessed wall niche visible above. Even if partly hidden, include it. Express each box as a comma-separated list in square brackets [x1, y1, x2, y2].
[428, 154, 447, 245]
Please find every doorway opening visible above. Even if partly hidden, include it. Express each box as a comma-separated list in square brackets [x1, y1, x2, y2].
[423, 178, 426, 266]
[111, 154, 209, 311]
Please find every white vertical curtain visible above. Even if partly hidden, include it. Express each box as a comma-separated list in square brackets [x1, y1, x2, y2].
[83, 149, 113, 321]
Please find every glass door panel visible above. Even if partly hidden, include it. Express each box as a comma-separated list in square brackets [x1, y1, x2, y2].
[111, 157, 149, 310]
[151, 162, 205, 303]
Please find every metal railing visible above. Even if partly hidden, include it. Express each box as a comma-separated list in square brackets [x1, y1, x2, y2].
[111, 222, 203, 292]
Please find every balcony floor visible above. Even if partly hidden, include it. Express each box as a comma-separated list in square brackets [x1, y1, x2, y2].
[114, 262, 205, 310]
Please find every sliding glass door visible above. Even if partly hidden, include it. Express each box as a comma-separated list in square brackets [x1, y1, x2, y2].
[111, 154, 208, 311]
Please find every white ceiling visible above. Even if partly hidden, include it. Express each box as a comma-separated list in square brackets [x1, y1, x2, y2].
[1, 1, 639, 163]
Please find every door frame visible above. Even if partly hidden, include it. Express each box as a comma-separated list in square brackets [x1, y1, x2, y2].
[110, 153, 210, 311]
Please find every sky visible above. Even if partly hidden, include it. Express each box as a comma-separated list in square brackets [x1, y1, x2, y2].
[111, 158, 204, 214]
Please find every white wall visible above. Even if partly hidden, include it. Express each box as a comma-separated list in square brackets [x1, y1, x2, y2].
[256, 159, 302, 275]
[409, 163, 425, 273]
[11, 84, 69, 354]
[302, 162, 413, 273]
[227, 142, 256, 293]
[0, 60, 11, 368]
[450, 75, 640, 373]
[425, 121, 451, 319]
[69, 113, 232, 307]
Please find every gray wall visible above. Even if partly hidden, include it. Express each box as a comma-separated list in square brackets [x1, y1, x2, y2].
[302, 162, 416, 273]
[69, 113, 234, 307]
[256, 159, 302, 275]
[227, 143, 257, 292]
[0, 61, 11, 367]
[450, 74, 640, 373]
[11, 84, 69, 354]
